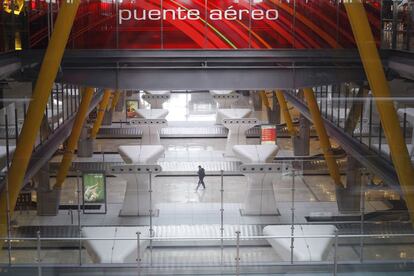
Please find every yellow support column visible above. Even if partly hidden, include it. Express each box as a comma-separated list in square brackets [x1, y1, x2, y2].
[111, 90, 122, 112]
[53, 87, 95, 190]
[0, 0, 81, 238]
[275, 90, 296, 137]
[90, 89, 112, 139]
[303, 88, 342, 186]
[259, 91, 271, 110]
[344, 1, 414, 222]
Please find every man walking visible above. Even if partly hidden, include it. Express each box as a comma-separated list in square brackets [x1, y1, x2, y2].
[196, 165, 206, 190]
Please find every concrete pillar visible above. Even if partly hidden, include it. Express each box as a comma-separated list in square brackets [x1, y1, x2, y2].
[36, 163, 60, 216]
[251, 91, 262, 111]
[77, 124, 93, 157]
[336, 155, 362, 213]
[293, 114, 310, 156]
[101, 110, 113, 126]
[268, 91, 281, 124]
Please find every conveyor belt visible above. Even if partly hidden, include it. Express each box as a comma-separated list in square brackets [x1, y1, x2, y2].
[0, 127, 18, 139]
[49, 161, 242, 175]
[96, 126, 316, 139]
[11, 222, 414, 239]
[97, 126, 261, 138]
[49, 158, 346, 175]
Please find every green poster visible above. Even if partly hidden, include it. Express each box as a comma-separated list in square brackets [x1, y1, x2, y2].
[83, 173, 105, 203]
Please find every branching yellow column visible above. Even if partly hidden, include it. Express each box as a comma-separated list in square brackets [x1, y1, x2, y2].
[90, 89, 112, 139]
[53, 87, 95, 190]
[259, 91, 271, 110]
[303, 88, 342, 186]
[0, 0, 81, 238]
[111, 90, 122, 112]
[345, 1, 414, 222]
[275, 90, 296, 137]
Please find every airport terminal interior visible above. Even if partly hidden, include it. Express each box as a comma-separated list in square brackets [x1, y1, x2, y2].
[0, 0, 414, 275]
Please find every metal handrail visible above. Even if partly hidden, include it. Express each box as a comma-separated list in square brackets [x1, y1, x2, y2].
[3, 232, 414, 242]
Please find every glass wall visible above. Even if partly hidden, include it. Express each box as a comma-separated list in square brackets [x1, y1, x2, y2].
[1, 0, 385, 51]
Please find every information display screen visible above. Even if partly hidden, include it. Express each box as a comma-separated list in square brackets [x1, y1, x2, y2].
[261, 124, 277, 145]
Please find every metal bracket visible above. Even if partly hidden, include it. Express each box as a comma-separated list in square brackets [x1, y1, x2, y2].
[107, 164, 162, 174]
[222, 118, 259, 125]
[142, 94, 170, 100]
[212, 94, 240, 100]
[129, 119, 167, 125]
[239, 163, 292, 173]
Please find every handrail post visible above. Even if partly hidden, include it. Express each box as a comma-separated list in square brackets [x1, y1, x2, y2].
[136, 231, 141, 276]
[77, 170, 82, 266]
[235, 231, 241, 276]
[220, 170, 224, 266]
[290, 169, 295, 264]
[333, 230, 338, 276]
[37, 231, 42, 276]
[149, 171, 153, 267]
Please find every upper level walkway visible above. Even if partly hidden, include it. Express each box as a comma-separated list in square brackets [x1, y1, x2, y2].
[0, 49, 412, 90]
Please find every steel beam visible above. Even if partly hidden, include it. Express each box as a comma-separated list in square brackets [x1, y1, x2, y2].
[60, 66, 366, 91]
[345, 1, 414, 223]
[0, 0, 81, 239]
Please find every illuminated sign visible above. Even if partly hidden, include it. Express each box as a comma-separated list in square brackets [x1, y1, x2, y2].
[119, 7, 279, 24]
[261, 124, 277, 145]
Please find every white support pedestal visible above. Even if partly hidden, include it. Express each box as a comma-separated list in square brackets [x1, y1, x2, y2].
[263, 225, 337, 262]
[210, 90, 240, 124]
[117, 145, 164, 216]
[233, 145, 280, 215]
[129, 119, 167, 145]
[210, 90, 239, 109]
[222, 118, 258, 156]
[216, 108, 251, 125]
[143, 91, 171, 109]
[82, 226, 150, 263]
[398, 108, 414, 157]
[136, 109, 169, 119]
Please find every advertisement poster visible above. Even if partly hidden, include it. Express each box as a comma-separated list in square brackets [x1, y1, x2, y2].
[126, 100, 139, 118]
[82, 173, 107, 214]
[261, 124, 276, 145]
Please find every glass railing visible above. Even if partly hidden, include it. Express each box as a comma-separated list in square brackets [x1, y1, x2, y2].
[1, 231, 414, 274]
